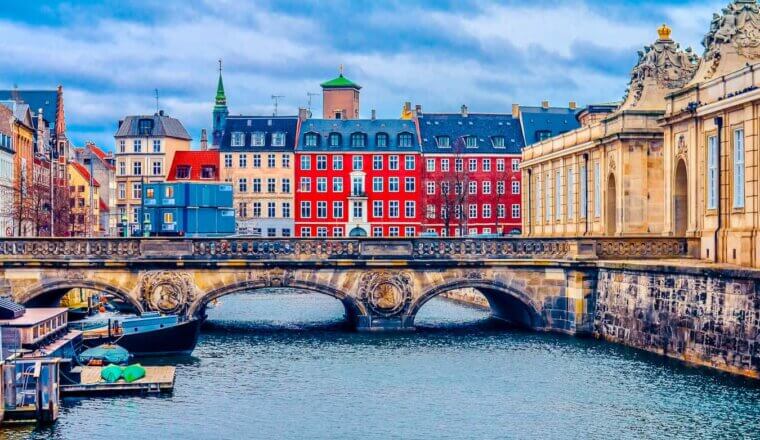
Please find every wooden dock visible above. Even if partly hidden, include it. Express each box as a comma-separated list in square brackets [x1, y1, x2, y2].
[61, 366, 175, 395]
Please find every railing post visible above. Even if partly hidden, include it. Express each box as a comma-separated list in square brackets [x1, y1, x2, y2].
[568, 239, 598, 261]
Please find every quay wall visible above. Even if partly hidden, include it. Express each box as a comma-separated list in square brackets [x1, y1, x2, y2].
[440, 289, 489, 309]
[594, 264, 760, 379]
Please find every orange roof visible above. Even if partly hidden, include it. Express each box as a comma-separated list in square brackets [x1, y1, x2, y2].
[167, 150, 220, 181]
[70, 161, 100, 187]
[99, 197, 109, 212]
[86, 143, 115, 170]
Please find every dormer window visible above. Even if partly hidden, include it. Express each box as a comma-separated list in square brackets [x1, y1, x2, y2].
[376, 133, 389, 148]
[271, 132, 285, 147]
[350, 133, 366, 148]
[465, 136, 478, 148]
[231, 132, 245, 147]
[492, 136, 506, 148]
[175, 166, 191, 179]
[305, 133, 319, 147]
[329, 133, 341, 147]
[138, 118, 153, 135]
[435, 136, 450, 148]
[201, 165, 216, 179]
[398, 132, 413, 148]
[252, 132, 265, 147]
[536, 130, 552, 142]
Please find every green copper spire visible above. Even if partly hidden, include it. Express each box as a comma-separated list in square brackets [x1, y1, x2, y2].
[212, 59, 229, 147]
[215, 59, 227, 108]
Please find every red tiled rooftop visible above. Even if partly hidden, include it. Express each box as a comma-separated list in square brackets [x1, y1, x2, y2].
[167, 150, 220, 182]
[71, 161, 100, 187]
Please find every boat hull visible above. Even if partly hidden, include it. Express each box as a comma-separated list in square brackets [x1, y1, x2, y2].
[83, 319, 202, 356]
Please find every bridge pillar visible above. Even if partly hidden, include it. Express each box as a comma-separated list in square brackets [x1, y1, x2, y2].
[355, 315, 415, 332]
[353, 271, 416, 332]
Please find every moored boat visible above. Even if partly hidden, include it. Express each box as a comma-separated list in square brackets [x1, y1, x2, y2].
[78, 313, 201, 356]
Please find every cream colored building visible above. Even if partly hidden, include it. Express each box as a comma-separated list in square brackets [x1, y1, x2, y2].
[113, 111, 191, 234]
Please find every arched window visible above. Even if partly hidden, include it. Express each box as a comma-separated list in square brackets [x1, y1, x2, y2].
[350, 132, 366, 148]
[304, 132, 319, 147]
[398, 132, 413, 147]
[328, 133, 342, 147]
[376, 133, 389, 148]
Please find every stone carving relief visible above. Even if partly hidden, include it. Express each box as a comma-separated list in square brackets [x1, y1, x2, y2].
[702, 1, 760, 78]
[676, 134, 688, 158]
[255, 268, 295, 287]
[358, 271, 412, 317]
[140, 271, 196, 314]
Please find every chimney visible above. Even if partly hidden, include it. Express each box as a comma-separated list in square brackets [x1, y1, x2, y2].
[36, 110, 44, 154]
[569, 101, 577, 110]
[371, 109, 376, 120]
[511, 104, 520, 119]
[541, 100, 550, 110]
[200, 129, 208, 151]
[298, 107, 311, 121]
[461, 104, 468, 117]
[415, 104, 422, 117]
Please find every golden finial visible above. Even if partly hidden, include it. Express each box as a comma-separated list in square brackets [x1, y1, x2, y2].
[658, 23, 672, 40]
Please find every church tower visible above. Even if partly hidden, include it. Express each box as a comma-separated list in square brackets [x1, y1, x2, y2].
[321, 66, 361, 120]
[212, 60, 228, 149]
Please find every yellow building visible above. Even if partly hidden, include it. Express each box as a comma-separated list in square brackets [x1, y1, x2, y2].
[113, 111, 191, 234]
[68, 162, 100, 236]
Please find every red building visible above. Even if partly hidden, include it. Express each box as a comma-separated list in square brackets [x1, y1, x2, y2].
[167, 151, 220, 182]
[295, 118, 422, 238]
[417, 108, 525, 236]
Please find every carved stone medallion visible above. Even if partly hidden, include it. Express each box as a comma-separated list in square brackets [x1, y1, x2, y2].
[358, 271, 412, 317]
[140, 271, 195, 314]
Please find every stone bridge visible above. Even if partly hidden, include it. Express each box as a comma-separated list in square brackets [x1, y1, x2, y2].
[0, 237, 692, 332]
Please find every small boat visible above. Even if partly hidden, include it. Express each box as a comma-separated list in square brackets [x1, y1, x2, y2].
[78, 344, 131, 366]
[80, 313, 201, 356]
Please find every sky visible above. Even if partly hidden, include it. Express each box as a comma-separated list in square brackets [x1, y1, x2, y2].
[0, 0, 726, 150]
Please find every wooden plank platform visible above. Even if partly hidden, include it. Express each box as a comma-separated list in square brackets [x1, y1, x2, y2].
[61, 366, 175, 395]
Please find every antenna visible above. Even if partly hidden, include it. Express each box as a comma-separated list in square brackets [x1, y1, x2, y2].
[154, 89, 160, 112]
[271, 95, 284, 116]
[307, 92, 319, 111]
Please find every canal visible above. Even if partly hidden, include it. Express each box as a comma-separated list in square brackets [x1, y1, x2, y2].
[11, 291, 760, 439]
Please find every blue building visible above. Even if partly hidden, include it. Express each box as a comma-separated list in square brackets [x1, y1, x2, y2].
[518, 102, 581, 146]
[142, 182, 235, 236]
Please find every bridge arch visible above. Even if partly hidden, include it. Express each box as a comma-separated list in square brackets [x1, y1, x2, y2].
[188, 280, 366, 325]
[409, 279, 544, 329]
[19, 279, 144, 313]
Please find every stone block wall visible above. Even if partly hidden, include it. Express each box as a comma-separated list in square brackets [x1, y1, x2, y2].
[594, 267, 760, 378]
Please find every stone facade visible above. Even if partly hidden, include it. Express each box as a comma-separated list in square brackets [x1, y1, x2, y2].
[595, 264, 760, 378]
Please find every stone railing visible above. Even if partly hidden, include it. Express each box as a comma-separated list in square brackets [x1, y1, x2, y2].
[0, 237, 693, 264]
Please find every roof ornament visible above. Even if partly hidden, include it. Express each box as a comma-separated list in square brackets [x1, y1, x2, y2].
[700, 0, 760, 79]
[658, 23, 672, 40]
[339, 64, 344, 76]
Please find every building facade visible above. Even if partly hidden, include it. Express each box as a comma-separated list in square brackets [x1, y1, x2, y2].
[321, 71, 361, 120]
[143, 182, 235, 237]
[0, 104, 14, 236]
[68, 162, 100, 236]
[113, 111, 191, 235]
[219, 116, 297, 237]
[73, 142, 116, 235]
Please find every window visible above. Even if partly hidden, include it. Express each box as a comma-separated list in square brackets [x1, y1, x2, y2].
[300, 227, 311, 237]
[568, 168, 575, 220]
[436, 136, 450, 148]
[373, 200, 383, 218]
[454, 182, 462, 195]
[133, 139, 142, 153]
[482, 181, 491, 194]
[333, 227, 344, 237]
[119, 140, 126, 153]
[405, 156, 417, 171]
[497, 159, 505, 172]
[389, 155, 399, 170]
[253, 154, 261, 168]
[352, 155, 363, 170]
[231, 132, 245, 147]
[282, 178, 291, 193]
[305, 133, 318, 147]
[373, 177, 383, 192]
[426, 181, 436, 195]
[268, 202, 276, 218]
[333, 155, 343, 170]
[734, 129, 745, 209]
[163, 212, 174, 224]
[152, 161, 162, 176]
[300, 155, 311, 170]
[317, 177, 327, 192]
[498, 204, 505, 218]
[333, 177, 343, 192]
[252, 132, 265, 147]
[333, 201, 344, 219]
[483, 159, 491, 172]
[405, 201, 415, 218]
[469, 159, 477, 172]
[492, 136, 505, 148]
[282, 154, 291, 168]
[239, 202, 248, 218]
[165, 186, 174, 198]
[352, 201, 363, 219]
[267, 178, 276, 193]
[708, 135, 718, 210]
[545, 173, 551, 222]
[389, 201, 399, 218]
[426, 159, 435, 172]
[580, 164, 587, 218]
[176, 166, 191, 179]
[118, 183, 126, 199]
[238, 178, 248, 192]
[426, 204, 436, 219]
[317, 201, 327, 218]
[133, 161, 142, 176]
[455, 158, 463, 172]
[352, 176, 364, 195]
[389, 227, 400, 237]
[300, 177, 311, 192]
[300, 201, 311, 218]
[469, 204, 477, 219]
[465, 136, 477, 148]
[351, 133, 366, 148]
[376, 133, 389, 147]
[512, 181, 520, 195]
[497, 181, 505, 195]
[536, 175, 542, 222]
[594, 163, 601, 218]
[317, 155, 327, 170]
[132, 182, 142, 199]
[267, 154, 276, 168]
[252, 178, 261, 193]
[373, 227, 383, 237]
[317, 227, 327, 238]
[512, 204, 521, 219]
[271, 132, 285, 147]
[239, 154, 248, 168]
[282, 228, 291, 237]
[512, 159, 520, 171]
[441, 159, 450, 172]
[405, 177, 415, 192]
[118, 161, 126, 175]
[555, 170, 562, 220]
[267, 228, 276, 238]
[282, 202, 291, 218]
[224, 154, 232, 168]
[405, 227, 415, 237]
[389, 177, 399, 192]
[329, 133, 341, 147]
[152, 139, 161, 153]
[441, 182, 449, 195]
[373, 155, 383, 170]
[469, 181, 477, 195]
[537, 130, 552, 141]
[398, 132, 413, 147]
[483, 204, 491, 218]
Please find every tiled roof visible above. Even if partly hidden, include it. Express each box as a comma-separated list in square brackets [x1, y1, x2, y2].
[320, 74, 361, 89]
[0, 90, 56, 123]
[85, 143, 115, 170]
[297, 119, 419, 152]
[70, 161, 100, 187]
[520, 106, 581, 145]
[418, 113, 524, 154]
[99, 197, 110, 212]
[0, 101, 34, 129]
[167, 150, 220, 182]
[114, 113, 191, 140]
[219, 116, 298, 152]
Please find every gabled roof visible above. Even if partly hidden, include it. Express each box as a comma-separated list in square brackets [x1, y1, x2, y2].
[99, 197, 110, 212]
[297, 118, 419, 152]
[167, 150, 220, 181]
[0, 90, 56, 124]
[519, 106, 581, 146]
[417, 113, 524, 154]
[85, 143, 115, 170]
[320, 74, 361, 90]
[219, 116, 298, 152]
[0, 101, 34, 129]
[114, 112, 191, 140]
[70, 161, 100, 187]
